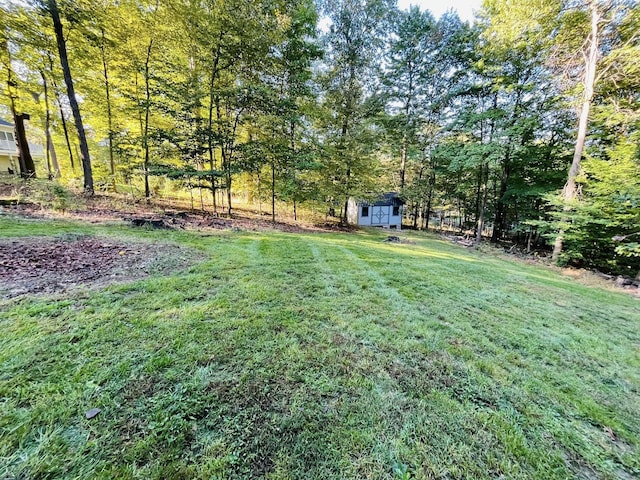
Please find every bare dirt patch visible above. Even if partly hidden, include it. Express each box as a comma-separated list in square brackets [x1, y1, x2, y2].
[0, 234, 195, 299]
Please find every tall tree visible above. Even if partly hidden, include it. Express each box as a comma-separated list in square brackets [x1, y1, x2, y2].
[46, 0, 93, 194]
[99, 27, 116, 191]
[552, 0, 602, 261]
[1, 13, 37, 177]
[383, 6, 437, 191]
[384, 10, 471, 229]
[320, 0, 392, 223]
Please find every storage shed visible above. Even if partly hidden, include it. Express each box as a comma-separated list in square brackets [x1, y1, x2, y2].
[347, 192, 404, 229]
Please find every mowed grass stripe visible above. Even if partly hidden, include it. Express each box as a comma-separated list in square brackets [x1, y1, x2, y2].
[296, 237, 582, 476]
[312, 233, 640, 477]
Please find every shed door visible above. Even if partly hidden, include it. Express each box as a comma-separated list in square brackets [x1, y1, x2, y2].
[371, 206, 390, 225]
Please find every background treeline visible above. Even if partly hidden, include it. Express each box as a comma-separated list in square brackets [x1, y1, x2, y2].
[1, 0, 639, 276]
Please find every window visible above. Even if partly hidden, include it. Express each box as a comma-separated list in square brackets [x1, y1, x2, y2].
[361, 206, 369, 217]
[392, 206, 400, 216]
[0, 132, 6, 141]
[6, 132, 13, 141]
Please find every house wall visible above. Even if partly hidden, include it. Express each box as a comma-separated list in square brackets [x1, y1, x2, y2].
[0, 154, 16, 174]
[0, 125, 45, 168]
[0, 127, 17, 174]
[0, 125, 15, 146]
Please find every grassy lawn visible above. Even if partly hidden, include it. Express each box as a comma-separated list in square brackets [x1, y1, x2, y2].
[1, 217, 639, 479]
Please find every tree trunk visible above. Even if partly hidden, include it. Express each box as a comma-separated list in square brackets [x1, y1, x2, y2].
[474, 164, 482, 234]
[552, 1, 600, 262]
[143, 39, 153, 199]
[271, 158, 276, 223]
[207, 32, 224, 212]
[413, 165, 424, 229]
[491, 81, 523, 243]
[476, 163, 488, 245]
[257, 171, 262, 214]
[425, 155, 436, 231]
[491, 148, 511, 243]
[424, 195, 432, 231]
[290, 120, 297, 222]
[56, 97, 75, 172]
[4, 43, 35, 177]
[41, 70, 60, 178]
[226, 169, 232, 216]
[14, 113, 36, 178]
[40, 71, 52, 179]
[47, 129, 59, 178]
[101, 28, 116, 192]
[342, 166, 350, 225]
[209, 154, 217, 213]
[400, 133, 407, 190]
[340, 61, 356, 226]
[475, 90, 498, 244]
[400, 73, 413, 191]
[49, 54, 75, 173]
[215, 95, 235, 217]
[48, 0, 93, 194]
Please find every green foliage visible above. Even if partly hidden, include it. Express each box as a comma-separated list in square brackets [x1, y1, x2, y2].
[316, 0, 394, 220]
[392, 461, 411, 479]
[28, 179, 81, 212]
[1, 0, 639, 268]
[551, 151, 640, 274]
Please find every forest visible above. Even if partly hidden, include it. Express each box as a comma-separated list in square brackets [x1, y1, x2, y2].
[1, 0, 639, 276]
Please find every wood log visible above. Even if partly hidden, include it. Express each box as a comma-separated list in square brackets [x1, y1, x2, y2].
[131, 218, 168, 229]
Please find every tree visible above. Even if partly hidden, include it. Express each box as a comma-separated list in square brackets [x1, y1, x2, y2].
[384, 10, 472, 230]
[551, 0, 603, 261]
[1, 11, 37, 178]
[46, 0, 93, 194]
[319, 0, 393, 223]
[553, 2, 640, 273]
[383, 6, 437, 191]
[256, 0, 321, 222]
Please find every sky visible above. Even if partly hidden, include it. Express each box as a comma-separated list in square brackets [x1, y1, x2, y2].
[397, 0, 483, 23]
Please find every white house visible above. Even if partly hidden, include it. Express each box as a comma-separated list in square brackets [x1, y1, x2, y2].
[347, 192, 405, 229]
[0, 119, 19, 174]
[0, 118, 45, 175]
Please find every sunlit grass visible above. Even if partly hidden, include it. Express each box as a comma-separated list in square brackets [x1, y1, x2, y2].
[1, 217, 638, 479]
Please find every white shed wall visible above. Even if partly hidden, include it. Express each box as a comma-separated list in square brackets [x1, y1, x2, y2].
[347, 198, 359, 225]
[359, 205, 402, 228]
[346, 197, 403, 229]
[358, 204, 373, 226]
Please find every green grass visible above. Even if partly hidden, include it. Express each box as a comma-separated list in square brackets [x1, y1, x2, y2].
[1, 217, 639, 479]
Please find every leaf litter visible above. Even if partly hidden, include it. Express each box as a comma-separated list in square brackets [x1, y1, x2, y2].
[0, 234, 195, 299]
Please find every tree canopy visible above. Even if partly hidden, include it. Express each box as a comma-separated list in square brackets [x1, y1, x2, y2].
[1, 0, 639, 275]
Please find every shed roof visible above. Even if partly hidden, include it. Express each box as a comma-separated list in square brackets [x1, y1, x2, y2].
[0, 118, 14, 127]
[361, 192, 405, 207]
